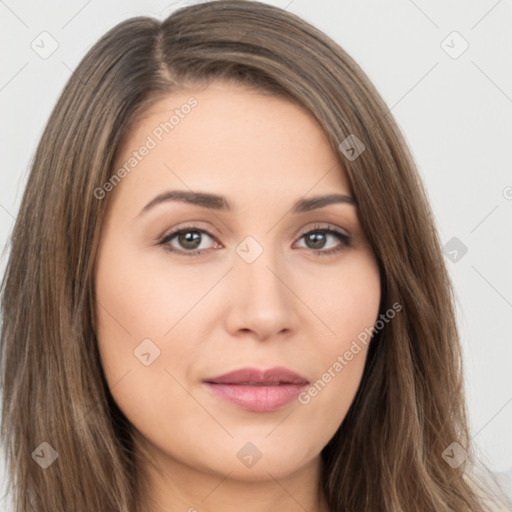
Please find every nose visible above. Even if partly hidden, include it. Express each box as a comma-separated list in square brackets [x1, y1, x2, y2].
[224, 248, 299, 342]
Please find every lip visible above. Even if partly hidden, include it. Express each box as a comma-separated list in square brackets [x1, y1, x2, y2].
[203, 366, 309, 412]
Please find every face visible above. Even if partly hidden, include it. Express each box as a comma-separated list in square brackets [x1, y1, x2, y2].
[94, 82, 381, 488]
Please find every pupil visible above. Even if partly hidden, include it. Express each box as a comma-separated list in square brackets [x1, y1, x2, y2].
[179, 231, 201, 249]
[308, 232, 325, 249]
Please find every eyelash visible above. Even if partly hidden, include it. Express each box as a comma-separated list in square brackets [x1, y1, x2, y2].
[157, 223, 351, 257]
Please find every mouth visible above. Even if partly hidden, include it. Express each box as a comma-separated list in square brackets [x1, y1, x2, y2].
[202, 366, 309, 412]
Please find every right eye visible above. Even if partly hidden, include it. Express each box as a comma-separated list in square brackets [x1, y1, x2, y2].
[158, 225, 221, 256]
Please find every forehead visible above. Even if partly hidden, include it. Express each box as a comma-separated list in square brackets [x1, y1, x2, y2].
[110, 82, 352, 210]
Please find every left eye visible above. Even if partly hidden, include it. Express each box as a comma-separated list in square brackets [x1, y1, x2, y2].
[158, 225, 350, 256]
[295, 228, 350, 254]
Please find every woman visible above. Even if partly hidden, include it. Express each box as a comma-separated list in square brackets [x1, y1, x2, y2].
[0, 1, 509, 511]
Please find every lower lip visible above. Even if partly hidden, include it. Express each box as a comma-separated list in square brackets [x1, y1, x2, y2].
[203, 382, 307, 412]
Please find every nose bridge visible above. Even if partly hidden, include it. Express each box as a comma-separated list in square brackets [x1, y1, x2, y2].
[226, 234, 297, 338]
[236, 235, 287, 304]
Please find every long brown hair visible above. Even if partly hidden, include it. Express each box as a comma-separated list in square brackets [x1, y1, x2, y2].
[1, 1, 509, 511]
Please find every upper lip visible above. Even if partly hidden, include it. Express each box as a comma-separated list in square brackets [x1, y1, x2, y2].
[203, 366, 309, 385]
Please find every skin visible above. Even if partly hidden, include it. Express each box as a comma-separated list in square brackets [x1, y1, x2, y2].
[94, 81, 381, 512]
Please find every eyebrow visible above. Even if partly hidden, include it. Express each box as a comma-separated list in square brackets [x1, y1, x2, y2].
[137, 190, 356, 217]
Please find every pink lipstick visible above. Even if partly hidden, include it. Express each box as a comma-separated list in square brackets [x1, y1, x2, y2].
[203, 366, 309, 412]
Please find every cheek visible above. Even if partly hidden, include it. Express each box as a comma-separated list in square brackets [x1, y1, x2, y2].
[94, 238, 210, 349]
[308, 250, 381, 353]
[298, 253, 380, 420]
[93, 243, 203, 433]
[93, 236, 218, 409]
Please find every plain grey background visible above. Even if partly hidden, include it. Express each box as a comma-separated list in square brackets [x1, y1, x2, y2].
[1, 0, 511, 508]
